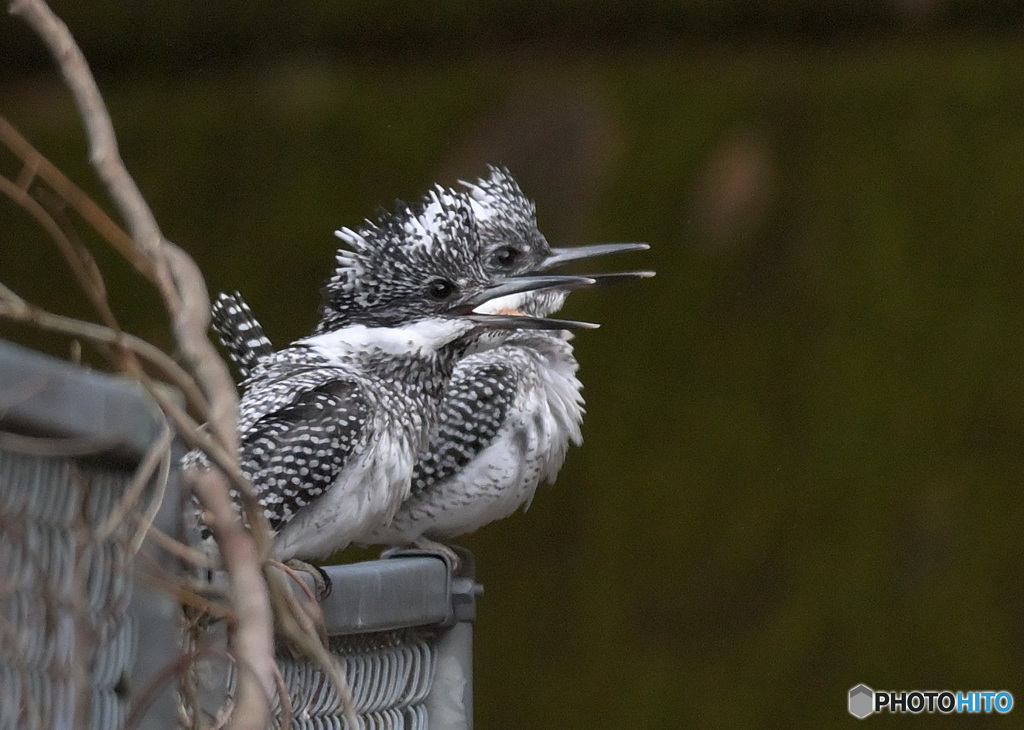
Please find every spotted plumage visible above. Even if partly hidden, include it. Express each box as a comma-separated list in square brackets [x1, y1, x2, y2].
[229, 330, 441, 559]
[371, 333, 584, 542]
[370, 168, 590, 542]
[211, 292, 274, 379]
[190, 181, 597, 561]
[410, 361, 517, 494]
[239, 367, 368, 529]
[210, 167, 647, 550]
[317, 186, 482, 332]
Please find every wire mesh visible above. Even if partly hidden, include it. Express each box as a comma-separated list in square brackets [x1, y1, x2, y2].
[0, 449, 145, 730]
[218, 628, 437, 729]
[187, 552, 482, 728]
[0, 340, 476, 729]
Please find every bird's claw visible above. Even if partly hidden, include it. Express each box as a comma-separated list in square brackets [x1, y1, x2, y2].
[284, 558, 332, 601]
[412, 537, 463, 573]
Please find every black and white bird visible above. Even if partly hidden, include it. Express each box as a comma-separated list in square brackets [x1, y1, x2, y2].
[370, 167, 651, 547]
[195, 187, 597, 563]
[211, 167, 651, 555]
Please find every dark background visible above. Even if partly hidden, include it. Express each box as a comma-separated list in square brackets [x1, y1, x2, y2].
[2, 2, 1024, 726]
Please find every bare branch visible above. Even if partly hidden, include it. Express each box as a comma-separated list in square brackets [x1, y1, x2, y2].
[131, 516, 216, 571]
[162, 242, 239, 456]
[5, 1, 170, 289]
[273, 667, 293, 730]
[0, 102, 238, 456]
[133, 549, 231, 618]
[95, 416, 172, 548]
[0, 285, 278, 556]
[0, 170, 118, 331]
[0, 115, 155, 280]
[190, 468, 276, 729]
[266, 569, 359, 729]
[0, 281, 209, 415]
[6, 1, 276, 724]
[4, 7, 370, 729]
[4, 3, 238, 455]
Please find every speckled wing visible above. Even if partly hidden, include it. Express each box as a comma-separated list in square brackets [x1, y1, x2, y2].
[211, 292, 274, 379]
[411, 361, 518, 495]
[241, 376, 370, 532]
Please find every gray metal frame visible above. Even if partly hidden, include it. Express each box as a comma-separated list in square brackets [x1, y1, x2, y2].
[0, 339, 181, 730]
[320, 549, 479, 728]
[0, 339, 480, 729]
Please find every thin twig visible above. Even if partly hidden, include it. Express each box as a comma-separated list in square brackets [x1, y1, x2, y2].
[188, 467, 276, 727]
[132, 553, 232, 619]
[7, 1, 275, 723]
[126, 642, 234, 730]
[5, 2, 172, 291]
[267, 569, 359, 727]
[270, 560, 325, 627]
[143, 384, 259, 506]
[0, 430, 123, 456]
[131, 516, 216, 571]
[273, 666, 293, 730]
[6, 0, 242, 508]
[126, 646, 204, 730]
[95, 417, 171, 545]
[0, 171, 118, 331]
[161, 242, 240, 455]
[0, 115, 155, 280]
[5, 7, 363, 729]
[0, 281, 209, 416]
[129, 420, 173, 553]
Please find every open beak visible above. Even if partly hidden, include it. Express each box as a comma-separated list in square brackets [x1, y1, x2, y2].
[462, 314, 599, 331]
[540, 242, 649, 270]
[587, 270, 656, 286]
[448, 274, 596, 315]
[481, 271, 655, 315]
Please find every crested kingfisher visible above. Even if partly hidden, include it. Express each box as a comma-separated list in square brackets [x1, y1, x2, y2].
[370, 167, 651, 547]
[210, 167, 651, 557]
[190, 186, 598, 563]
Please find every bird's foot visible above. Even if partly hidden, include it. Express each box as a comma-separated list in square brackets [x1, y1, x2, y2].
[284, 558, 332, 601]
[412, 537, 462, 572]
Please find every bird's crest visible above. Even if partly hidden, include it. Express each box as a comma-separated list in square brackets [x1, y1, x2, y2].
[460, 165, 537, 235]
[318, 183, 485, 330]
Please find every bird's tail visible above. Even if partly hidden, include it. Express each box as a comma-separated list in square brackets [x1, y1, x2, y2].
[211, 291, 274, 379]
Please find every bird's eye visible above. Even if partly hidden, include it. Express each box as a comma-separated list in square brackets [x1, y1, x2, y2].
[491, 246, 520, 269]
[427, 278, 457, 300]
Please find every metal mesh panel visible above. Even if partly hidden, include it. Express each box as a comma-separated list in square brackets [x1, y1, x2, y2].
[235, 628, 437, 728]
[0, 450, 140, 730]
[195, 555, 477, 729]
[1, 340, 476, 729]
[0, 338, 180, 730]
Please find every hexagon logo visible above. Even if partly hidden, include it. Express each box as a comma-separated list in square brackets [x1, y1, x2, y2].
[849, 684, 874, 719]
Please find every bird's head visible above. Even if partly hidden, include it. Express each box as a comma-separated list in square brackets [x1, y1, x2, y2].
[461, 165, 652, 317]
[314, 184, 597, 342]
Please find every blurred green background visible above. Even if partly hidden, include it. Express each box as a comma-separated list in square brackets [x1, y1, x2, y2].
[3, 1, 1024, 726]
